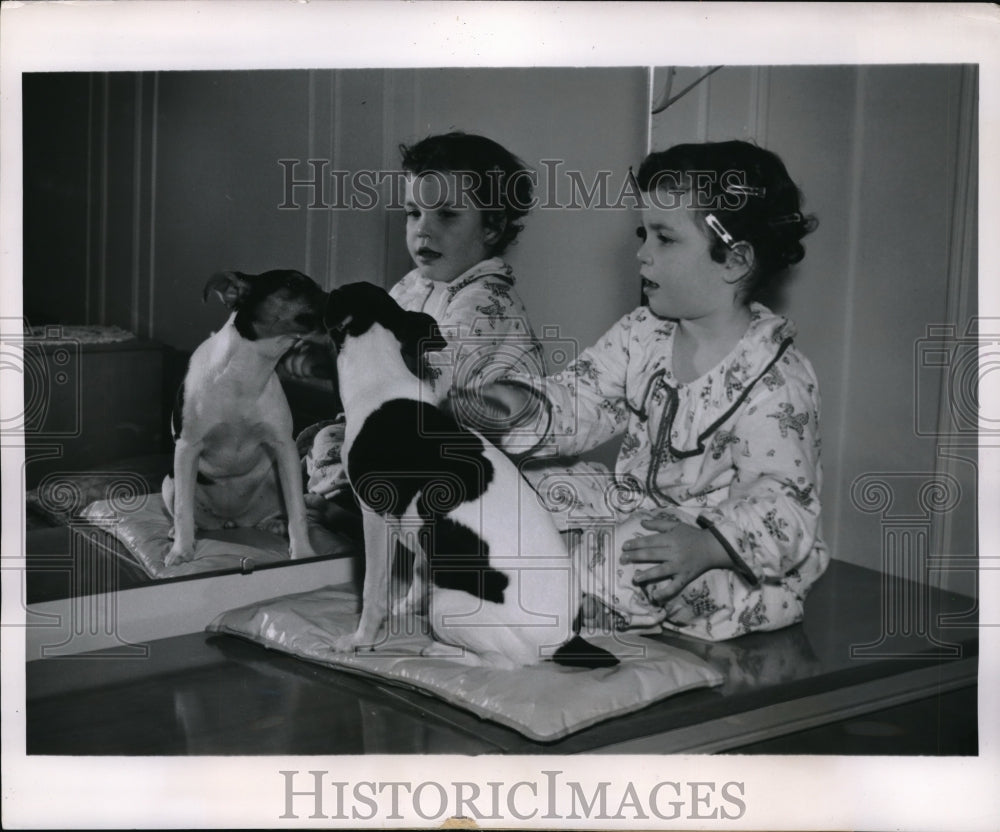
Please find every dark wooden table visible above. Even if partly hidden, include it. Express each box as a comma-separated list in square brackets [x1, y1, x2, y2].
[25, 559, 978, 755]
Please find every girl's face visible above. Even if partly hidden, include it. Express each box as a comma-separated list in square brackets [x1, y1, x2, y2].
[404, 173, 495, 283]
[636, 198, 740, 321]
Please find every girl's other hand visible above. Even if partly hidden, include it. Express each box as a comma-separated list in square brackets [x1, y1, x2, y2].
[620, 515, 732, 603]
[310, 472, 350, 501]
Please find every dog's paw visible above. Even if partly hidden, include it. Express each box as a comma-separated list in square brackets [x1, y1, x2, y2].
[288, 541, 319, 560]
[288, 523, 319, 559]
[163, 543, 193, 568]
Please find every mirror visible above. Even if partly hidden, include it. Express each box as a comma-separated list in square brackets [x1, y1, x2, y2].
[19, 67, 648, 620]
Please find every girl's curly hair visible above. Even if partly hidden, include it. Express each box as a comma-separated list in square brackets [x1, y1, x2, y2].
[637, 140, 818, 305]
[400, 131, 534, 255]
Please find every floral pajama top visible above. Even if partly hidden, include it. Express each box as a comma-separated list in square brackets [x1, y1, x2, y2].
[302, 258, 542, 498]
[389, 257, 545, 399]
[505, 303, 829, 641]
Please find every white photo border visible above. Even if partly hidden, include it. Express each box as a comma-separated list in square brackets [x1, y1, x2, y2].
[2, 2, 998, 830]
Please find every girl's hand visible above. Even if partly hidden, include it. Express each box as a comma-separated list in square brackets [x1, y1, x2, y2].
[280, 341, 336, 380]
[446, 381, 541, 434]
[310, 474, 350, 501]
[620, 515, 733, 604]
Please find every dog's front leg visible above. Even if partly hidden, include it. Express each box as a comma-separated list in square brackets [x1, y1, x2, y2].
[332, 509, 392, 653]
[165, 438, 201, 566]
[273, 434, 318, 558]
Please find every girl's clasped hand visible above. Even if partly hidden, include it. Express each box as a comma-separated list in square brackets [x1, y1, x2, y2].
[620, 515, 731, 605]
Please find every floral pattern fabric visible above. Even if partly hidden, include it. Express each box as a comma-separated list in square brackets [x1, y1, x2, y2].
[505, 303, 829, 641]
[389, 257, 545, 399]
[300, 258, 543, 501]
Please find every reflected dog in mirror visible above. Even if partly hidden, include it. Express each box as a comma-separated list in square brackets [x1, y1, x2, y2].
[162, 269, 327, 567]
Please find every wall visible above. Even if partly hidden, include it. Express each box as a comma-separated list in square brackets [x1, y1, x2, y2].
[651, 65, 979, 593]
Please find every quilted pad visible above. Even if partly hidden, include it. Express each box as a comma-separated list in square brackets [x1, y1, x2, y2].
[81, 496, 356, 579]
[207, 586, 725, 742]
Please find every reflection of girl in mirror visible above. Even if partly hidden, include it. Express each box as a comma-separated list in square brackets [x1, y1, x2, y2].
[297, 132, 545, 524]
[451, 140, 829, 642]
[390, 131, 543, 397]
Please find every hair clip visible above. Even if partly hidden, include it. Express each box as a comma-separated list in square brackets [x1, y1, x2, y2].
[769, 212, 803, 227]
[727, 184, 767, 198]
[704, 213, 738, 250]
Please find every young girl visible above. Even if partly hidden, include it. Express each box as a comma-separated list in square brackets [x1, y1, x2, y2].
[450, 140, 828, 641]
[391, 130, 544, 396]
[301, 132, 544, 509]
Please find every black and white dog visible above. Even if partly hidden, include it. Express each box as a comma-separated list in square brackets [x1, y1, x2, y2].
[324, 281, 617, 670]
[162, 270, 326, 567]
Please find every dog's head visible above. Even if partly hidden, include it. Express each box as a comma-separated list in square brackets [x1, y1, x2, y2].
[324, 281, 447, 367]
[203, 270, 327, 341]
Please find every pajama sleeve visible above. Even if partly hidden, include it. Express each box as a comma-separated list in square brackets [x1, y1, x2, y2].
[697, 349, 824, 584]
[498, 312, 636, 458]
[429, 280, 544, 396]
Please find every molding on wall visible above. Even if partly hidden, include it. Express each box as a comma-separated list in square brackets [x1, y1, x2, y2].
[95, 74, 110, 325]
[645, 66, 655, 155]
[304, 70, 318, 282]
[124, 73, 158, 340]
[130, 75, 144, 336]
[833, 66, 868, 559]
[933, 65, 979, 592]
[749, 66, 770, 144]
[83, 73, 158, 336]
[305, 69, 332, 287]
[84, 74, 96, 325]
[696, 67, 710, 141]
[380, 68, 393, 290]
[146, 73, 159, 341]
[328, 70, 343, 289]
[381, 68, 416, 291]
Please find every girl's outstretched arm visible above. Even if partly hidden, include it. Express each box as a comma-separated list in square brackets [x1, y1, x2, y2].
[432, 276, 543, 395]
[463, 310, 641, 458]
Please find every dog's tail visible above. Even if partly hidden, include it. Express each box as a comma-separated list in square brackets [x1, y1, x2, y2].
[552, 634, 619, 669]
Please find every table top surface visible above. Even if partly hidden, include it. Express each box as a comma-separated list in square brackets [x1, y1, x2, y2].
[25, 559, 979, 755]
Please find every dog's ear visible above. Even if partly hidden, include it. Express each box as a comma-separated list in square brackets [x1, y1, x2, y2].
[403, 311, 448, 357]
[323, 288, 356, 341]
[325, 282, 398, 341]
[204, 271, 253, 308]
